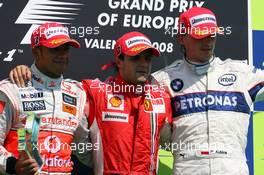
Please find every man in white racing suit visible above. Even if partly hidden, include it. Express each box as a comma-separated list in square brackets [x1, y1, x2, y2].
[152, 7, 264, 175]
[0, 22, 90, 175]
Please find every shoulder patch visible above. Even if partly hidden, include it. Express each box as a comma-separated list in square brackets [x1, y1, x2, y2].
[63, 79, 83, 90]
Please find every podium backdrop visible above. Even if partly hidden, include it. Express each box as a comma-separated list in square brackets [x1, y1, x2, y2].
[2, 0, 263, 175]
[0, 0, 248, 81]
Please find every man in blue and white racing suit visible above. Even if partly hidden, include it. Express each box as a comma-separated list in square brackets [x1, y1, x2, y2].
[152, 7, 264, 175]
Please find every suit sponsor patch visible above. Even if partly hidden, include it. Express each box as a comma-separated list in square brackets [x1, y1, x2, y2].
[144, 99, 153, 112]
[63, 104, 77, 116]
[144, 98, 165, 113]
[21, 92, 43, 99]
[107, 94, 124, 110]
[152, 98, 166, 113]
[62, 93, 77, 106]
[171, 91, 250, 117]
[218, 73, 237, 86]
[102, 112, 128, 122]
[22, 100, 46, 111]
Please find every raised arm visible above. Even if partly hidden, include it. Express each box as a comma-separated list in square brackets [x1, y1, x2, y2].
[9, 65, 32, 87]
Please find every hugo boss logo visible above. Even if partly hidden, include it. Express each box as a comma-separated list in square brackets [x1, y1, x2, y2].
[22, 100, 46, 111]
[218, 73, 237, 86]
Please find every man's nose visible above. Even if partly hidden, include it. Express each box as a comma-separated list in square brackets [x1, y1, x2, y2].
[58, 50, 69, 59]
[138, 56, 150, 66]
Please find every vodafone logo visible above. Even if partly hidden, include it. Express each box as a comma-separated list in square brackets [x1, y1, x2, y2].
[44, 136, 61, 153]
[15, 0, 83, 44]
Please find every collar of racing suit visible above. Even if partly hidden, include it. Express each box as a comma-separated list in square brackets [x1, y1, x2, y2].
[29, 64, 63, 90]
[184, 55, 216, 75]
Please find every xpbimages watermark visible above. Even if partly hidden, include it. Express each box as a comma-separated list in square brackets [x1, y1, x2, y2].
[28, 141, 99, 154]
[161, 141, 225, 152]
[89, 79, 166, 95]
[165, 26, 232, 38]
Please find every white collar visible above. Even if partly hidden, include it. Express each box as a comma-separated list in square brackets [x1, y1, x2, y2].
[184, 56, 215, 75]
[30, 64, 63, 90]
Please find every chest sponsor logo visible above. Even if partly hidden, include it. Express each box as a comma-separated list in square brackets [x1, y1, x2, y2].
[174, 94, 238, 112]
[152, 98, 165, 113]
[170, 79, 184, 92]
[63, 104, 76, 116]
[20, 92, 43, 99]
[107, 94, 124, 110]
[218, 73, 237, 86]
[41, 117, 77, 128]
[144, 99, 153, 112]
[42, 155, 71, 168]
[144, 98, 165, 113]
[102, 112, 128, 122]
[22, 100, 46, 111]
[62, 93, 76, 106]
[43, 136, 61, 153]
[171, 91, 250, 117]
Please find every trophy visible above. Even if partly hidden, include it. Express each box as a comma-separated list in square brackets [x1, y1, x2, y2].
[17, 112, 43, 172]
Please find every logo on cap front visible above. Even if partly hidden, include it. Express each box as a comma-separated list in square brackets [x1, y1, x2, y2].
[45, 27, 69, 39]
[125, 36, 151, 48]
[189, 14, 216, 27]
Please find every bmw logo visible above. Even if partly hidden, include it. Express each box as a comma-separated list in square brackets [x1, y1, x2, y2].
[170, 79, 184, 92]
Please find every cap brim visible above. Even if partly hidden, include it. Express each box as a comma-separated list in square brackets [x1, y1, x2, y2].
[190, 27, 224, 39]
[42, 38, 80, 48]
[124, 45, 160, 57]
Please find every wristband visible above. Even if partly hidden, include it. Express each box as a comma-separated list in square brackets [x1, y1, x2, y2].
[6, 156, 17, 174]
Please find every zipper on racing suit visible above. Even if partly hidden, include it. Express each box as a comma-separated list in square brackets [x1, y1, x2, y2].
[206, 71, 212, 175]
[47, 89, 56, 174]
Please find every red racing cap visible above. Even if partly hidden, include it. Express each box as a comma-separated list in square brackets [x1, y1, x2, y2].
[113, 31, 160, 59]
[178, 7, 223, 39]
[31, 22, 80, 48]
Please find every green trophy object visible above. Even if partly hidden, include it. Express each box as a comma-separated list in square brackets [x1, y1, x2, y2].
[17, 112, 43, 170]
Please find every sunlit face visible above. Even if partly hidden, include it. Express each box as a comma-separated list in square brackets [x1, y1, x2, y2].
[117, 49, 153, 85]
[33, 44, 70, 78]
[178, 35, 216, 63]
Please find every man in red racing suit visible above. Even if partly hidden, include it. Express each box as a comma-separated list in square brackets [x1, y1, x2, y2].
[82, 31, 172, 174]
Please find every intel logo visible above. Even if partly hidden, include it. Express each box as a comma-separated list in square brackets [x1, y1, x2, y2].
[218, 74, 237, 86]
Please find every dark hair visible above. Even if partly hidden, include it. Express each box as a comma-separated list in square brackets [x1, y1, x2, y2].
[112, 54, 124, 72]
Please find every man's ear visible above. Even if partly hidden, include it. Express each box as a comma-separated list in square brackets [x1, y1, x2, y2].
[32, 48, 40, 61]
[115, 57, 122, 69]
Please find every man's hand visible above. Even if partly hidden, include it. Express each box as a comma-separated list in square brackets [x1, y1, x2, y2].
[9, 65, 31, 87]
[15, 150, 39, 175]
